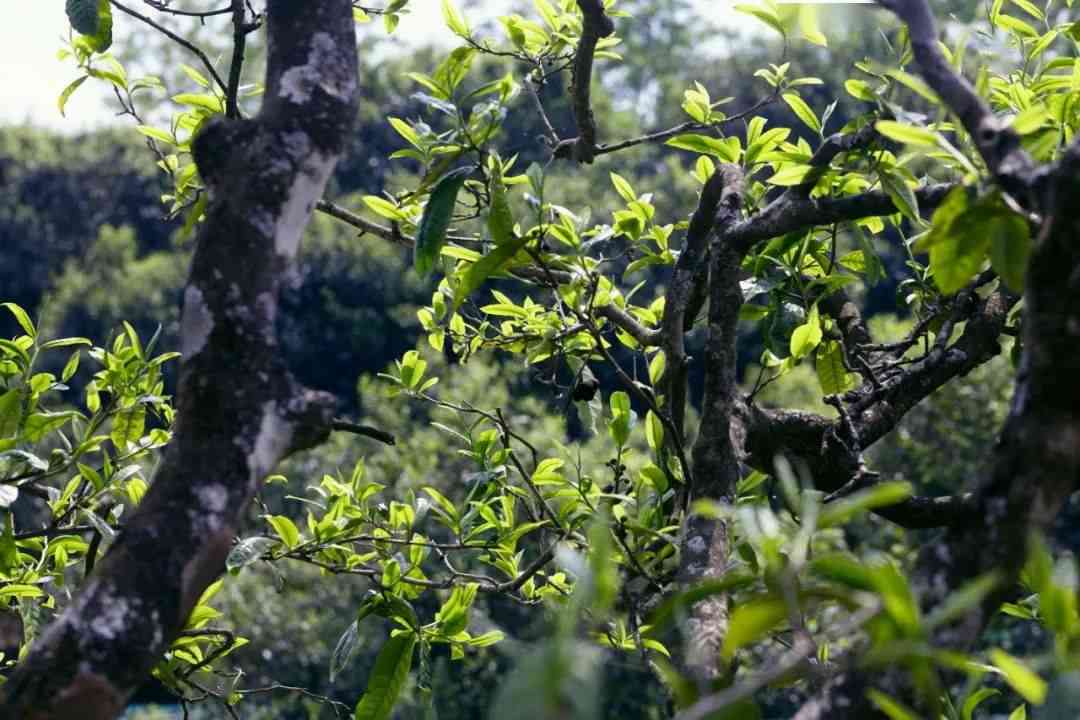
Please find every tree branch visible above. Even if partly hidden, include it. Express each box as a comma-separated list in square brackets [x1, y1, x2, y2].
[0, 3, 359, 717]
[874, 0, 1036, 198]
[555, 0, 615, 163]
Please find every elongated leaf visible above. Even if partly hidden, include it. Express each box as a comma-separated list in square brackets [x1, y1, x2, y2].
[818, 481, 913, 528]
[330, 620, 361, 682]
[992, 649, 1047, 705]
[486, 162, 515, 245]
[0, 390, 21, 439]
[782, 92, 821, 134]
[110, 405, 146, 451]
[415, 167, 472, 277]
[354, 633, 417, 720]
[989, 211, 1031, 293]
[2, 303, 36, 338]
[879, 168, 920, 225]
[721, 596, 788, 661]
[453, 234, 530, 311]
[962, 688, 1000, 720]
[665, 134, 740, 162]
[58, 76, 89, 117]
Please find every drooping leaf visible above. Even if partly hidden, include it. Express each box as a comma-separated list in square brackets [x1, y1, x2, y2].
[354, 632, 417, 720]
[453, 234, 530, 311]
[415, 167, 472, 277]
[330, 620, 361, 682]
[782, 92, 821, 134]
[58, 76, 89, 117]
[65, 0, 99, 35]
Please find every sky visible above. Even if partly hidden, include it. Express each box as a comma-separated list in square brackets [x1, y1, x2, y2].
[0, 1, 794, 133]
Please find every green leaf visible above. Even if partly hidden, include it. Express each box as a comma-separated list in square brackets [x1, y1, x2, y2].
[645, 410, 664, 452]
[879, 168, 920, 225]
[58, 76, 89, 117]
[2, 303, 36, 338]
[486, 162, 515, 245]
[845, 79, 877, 102]
[267, 515, 301, 549]
[989, 212, 1031, 293]
[0, 390, 21, 438]
[925, 572, 1002, 629]
[608, 391, 632, 448]
[442, 0, 470, 38]
[815, 340, 855, 395]
[992, 649, 1047, 705]
[962, 688, 1000, 720]
[867, 690, 919, 720]
[87, 0, 113, 53]
[665, 134, 740, 162]
[354, 632, 417, 720]
[136, 125, 175, 145]
[721, 596, 788, 661]
[789, 304, 822, 359]
[875, 120, 939, 148]
[782, 93, 820, 134]
[453, 234, 530, 311]
[610, 172, 636, 203]
[110, 405, 146, 451]
[817, 482, 913, 528]
[767, 164, 813, 186]
[734, 3, 785, 36]
[415, 167, 472, 277]
[66, 0, 99, 35]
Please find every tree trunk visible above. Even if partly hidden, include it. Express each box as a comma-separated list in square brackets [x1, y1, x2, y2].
[0, 3, 359, 718]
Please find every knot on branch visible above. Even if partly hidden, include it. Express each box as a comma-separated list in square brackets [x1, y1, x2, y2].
[284, 388, 339, 454]
[577, 0, 615, 36]
[191, 115, 261, 194]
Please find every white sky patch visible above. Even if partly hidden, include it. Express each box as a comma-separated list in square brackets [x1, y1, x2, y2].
[0, 1, 744, 132]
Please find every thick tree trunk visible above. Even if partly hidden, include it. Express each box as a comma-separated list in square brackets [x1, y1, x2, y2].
[0, 3, 358, 718]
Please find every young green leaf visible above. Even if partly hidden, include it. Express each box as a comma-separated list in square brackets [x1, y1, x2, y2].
[782, 92, 821, 134]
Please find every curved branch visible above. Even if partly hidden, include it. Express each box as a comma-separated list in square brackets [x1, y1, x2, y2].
[555, 0, 615, 163]
[0, 3, 359, 717]
[874, 0, 1036, 197]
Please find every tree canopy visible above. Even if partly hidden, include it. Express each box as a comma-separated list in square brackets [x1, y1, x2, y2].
[2, 0, 1080, 718]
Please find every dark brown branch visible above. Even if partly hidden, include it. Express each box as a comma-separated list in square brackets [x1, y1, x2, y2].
[556, 0, 615, 163]
[225, 0, 247, 118]
[726, 183, 955, 255]
[143, 1, 234, 19]
[874, 0, 1036, 198]
[589, 92, 778, 159]
[676, 166, 745, 686]
[110, 1, 229, 95]
[330, 419, 396, 445]
[658, 166, 742, 440]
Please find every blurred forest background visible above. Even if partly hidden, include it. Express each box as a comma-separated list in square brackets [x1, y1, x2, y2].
[1, 0, 1044, 717]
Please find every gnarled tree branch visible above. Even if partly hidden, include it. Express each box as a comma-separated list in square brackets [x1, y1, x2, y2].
[0, 3, 359, 718]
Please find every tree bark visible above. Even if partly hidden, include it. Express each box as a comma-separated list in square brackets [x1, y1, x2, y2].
[0, 2, 359, 718]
